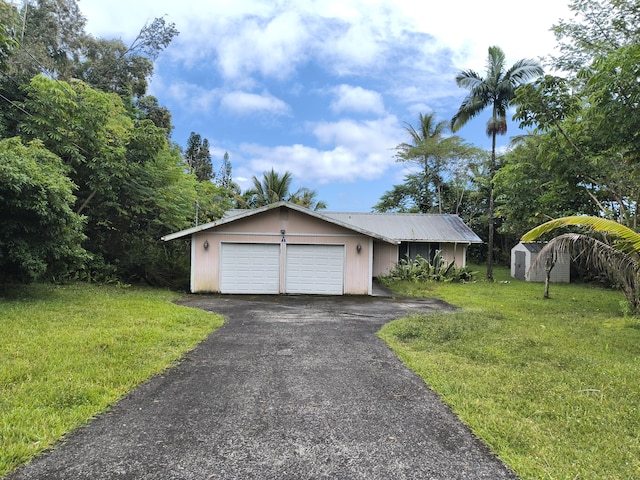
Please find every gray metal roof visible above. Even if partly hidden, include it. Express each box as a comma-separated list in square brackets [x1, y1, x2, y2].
[323, 212, 483, 243]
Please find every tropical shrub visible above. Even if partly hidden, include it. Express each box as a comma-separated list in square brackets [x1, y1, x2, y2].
[380, 250, 476, 283]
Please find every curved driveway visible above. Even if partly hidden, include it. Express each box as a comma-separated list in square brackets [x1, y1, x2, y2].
[7, 295, 518, 480]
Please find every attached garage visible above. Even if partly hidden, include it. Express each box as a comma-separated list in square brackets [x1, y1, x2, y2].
[220, 243, 280, 294]
[285, 244, 344, 294]
[161, 201, 482, 295]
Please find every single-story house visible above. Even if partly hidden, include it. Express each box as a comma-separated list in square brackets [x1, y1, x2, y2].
[511, 241, 570, 283]
[161, 202, 482, 295]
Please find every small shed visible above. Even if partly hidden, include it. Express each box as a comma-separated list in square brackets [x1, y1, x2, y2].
[511, 242, 570, 283]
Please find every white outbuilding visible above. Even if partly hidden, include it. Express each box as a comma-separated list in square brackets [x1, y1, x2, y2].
[511, 242, 571, 283]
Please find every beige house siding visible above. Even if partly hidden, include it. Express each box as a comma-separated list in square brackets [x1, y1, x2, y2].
[163, 203, 482, 296]
[190, 209, 373, 294]
[372, 241, 399, 277]
[372, 242, 468, 279]
[440, 243, 469, 268]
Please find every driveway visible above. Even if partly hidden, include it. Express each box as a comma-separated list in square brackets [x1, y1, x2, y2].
[7, 295, 518, 480]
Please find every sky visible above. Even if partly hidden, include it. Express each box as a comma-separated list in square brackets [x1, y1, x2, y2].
[79, 0, 573, 212]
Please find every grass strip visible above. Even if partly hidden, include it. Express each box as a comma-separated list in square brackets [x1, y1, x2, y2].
[379, 266, 640, 479]
[0, 283, 222, 477]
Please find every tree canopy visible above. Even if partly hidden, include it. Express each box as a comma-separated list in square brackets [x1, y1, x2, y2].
[0, 137, 87, 283]
[377, 112, 483, 214]
[244, 168, 327, 210]
[0, 2, 233, 287]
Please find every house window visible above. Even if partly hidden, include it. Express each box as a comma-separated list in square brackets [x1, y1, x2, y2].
[399, 242, 440, 262]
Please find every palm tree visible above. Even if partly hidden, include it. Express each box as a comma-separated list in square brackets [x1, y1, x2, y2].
[244, 168, 327, 210]
[245, 168, 294, 207]
[523, 216, 640, 311]
[289, 187, 327, 211]
[396, 113, 448, 213]
[452, 46, 543, 281]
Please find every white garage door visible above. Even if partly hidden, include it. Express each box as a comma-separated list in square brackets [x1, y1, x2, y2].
[220, 243, 280, 294]
[285, 244, 344, 294]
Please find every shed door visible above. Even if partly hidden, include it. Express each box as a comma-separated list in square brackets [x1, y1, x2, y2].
[220, 243, 280, 294]
[285, 244, 344, 294]
[514, 251, 526, 280]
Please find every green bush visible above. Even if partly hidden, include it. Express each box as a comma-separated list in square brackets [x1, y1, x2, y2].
[380, 250, 476, 283]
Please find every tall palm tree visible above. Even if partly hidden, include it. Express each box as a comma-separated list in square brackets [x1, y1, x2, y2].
[396, 113, 449, 213]
[452, 46, 543, 281]
[523, 216, 640, 311]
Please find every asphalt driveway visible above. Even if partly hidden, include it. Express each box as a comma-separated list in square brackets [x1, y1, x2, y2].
[7, 295, 518, 480]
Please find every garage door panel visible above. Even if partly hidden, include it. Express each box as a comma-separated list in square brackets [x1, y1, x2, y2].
[285, 244, 344, 294]
[220, 243, 280, 294]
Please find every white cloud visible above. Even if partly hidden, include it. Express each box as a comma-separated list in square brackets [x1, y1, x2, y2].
[220, 91, 290, 116]
[212, 11, 311, 80]
[330, 85, 385, 115]
[236, 115, 403, 184]
[79, 0, 573, 209]
[149, 77, 221, 113]
[82, 0, 569, 80]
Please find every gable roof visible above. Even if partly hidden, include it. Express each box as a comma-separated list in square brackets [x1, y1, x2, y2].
[516, 242, 546, 253]
[161, 201, 399, 244]
[324, 212, 483, 243]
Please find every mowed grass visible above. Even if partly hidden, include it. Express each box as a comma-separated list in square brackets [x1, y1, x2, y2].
[0, 283, 223, 477]
[379, 266, 640, 480]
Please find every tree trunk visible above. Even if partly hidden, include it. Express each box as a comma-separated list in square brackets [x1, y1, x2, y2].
[487, 132, 495, 282]
[543, 255, 555, 299]
[544, 264, 552, 299]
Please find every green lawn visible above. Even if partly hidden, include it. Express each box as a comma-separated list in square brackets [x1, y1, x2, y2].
[0, 283, 223, 478]
[379, 266, 640, 479]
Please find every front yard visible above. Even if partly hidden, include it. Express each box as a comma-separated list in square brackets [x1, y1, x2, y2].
[379, 266, 640, 479]
[0, 283, 223, 477]
[2, 270, 639, 479]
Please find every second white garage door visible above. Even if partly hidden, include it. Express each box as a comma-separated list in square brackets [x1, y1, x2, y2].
[285, 244, 344, 294]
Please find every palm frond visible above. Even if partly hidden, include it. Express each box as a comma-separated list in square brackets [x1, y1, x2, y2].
[505, 58, 545, 85]
[522, 216, 640, 254]
[533, 233, 640, 307]
[451, 94, 491, 132]
[455, 69, 482, 90]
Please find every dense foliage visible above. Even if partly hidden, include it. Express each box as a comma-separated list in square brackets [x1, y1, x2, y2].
[501, 0, 640, 231]
[379, 251, 476, 283]
[0, 138, 87, 282]
[0, 0, 232, 287]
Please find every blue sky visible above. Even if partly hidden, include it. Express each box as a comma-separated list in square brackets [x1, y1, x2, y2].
[80, 0, 571, 212]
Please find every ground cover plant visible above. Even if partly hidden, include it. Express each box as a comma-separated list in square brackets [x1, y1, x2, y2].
[0, 283, 223, 477]
[379, 266, 640, 479]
